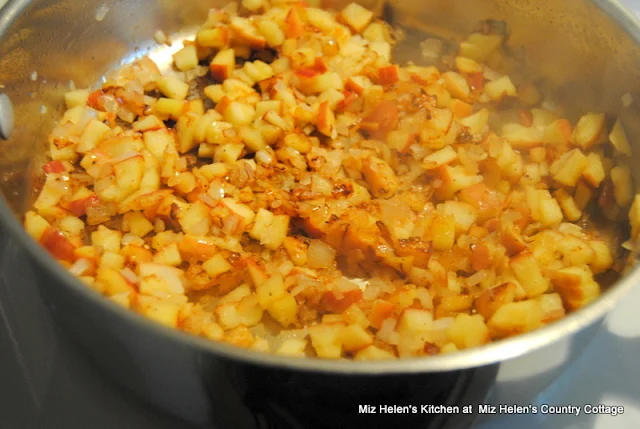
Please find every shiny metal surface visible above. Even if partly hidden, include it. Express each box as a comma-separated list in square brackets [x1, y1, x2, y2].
[0, 93, 15, 140]
[0, 0, 639, 375]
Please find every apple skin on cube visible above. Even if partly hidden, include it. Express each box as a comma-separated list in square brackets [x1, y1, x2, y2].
[210, 48, 236, 81]
[316, 101, 336, 138]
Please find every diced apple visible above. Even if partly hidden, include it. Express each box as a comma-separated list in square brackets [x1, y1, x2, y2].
[309, 323, 344, 358]
[589, 240, 614, 274]
[360, 101, 399, 139]
[268, 292, 298, 327]
[255, 273, 285, 309]
[487, 300, 543, 337]
[224, 101, 255, 126]
[443, 71, 470, 100]
[345, 76, 373, 95]
[539, 119, 570, 146]
[396, 308, 433, 335]
[549, 266, 600, 310]
[320, 288, 362, 313]
[368, 299, 396, 329]
[458, 108, 489, 134]
[437, 201, 477, 233]
[571, 112, 605, 148]
[509, 252, 549, 298]
[197, 27, 230, 48]
[339, 3, 374, 33]
[535, 293, 565, 323]
[435, 294, 473, 319]
[582, 152, 605, 187]
[554, 188, 582, 222]
[133, 115, 165, 132]
[263, 214, 290, 250]
[556, 234, 595, 266]
[214, 143, 244, 163]
[306, 7, 337, 33]
[284, 7, 304, 39]
[143, 129, 174, 159]
[135, 295, 181, 327]
[354, 345, 395, 360]
[155, 98, 185, 120]
[339, 324, 373, 352]
[629, 194, 640, 238]
[484, 75, 516, 101]
[447, 313, 489, 349]
[431, 214, 455, 251]
[77, 119, 110, 153]
[24, 211, 51, 241]
[173, 44, 199, 71]
[210, 48, 236, 81]
[64, 89, 90, 109]
[113, 155, 145, 197]
[501, 123, 543, 149]
[202, 253, 233, 278]
[275, 339, 308, 357]
[459, 33, 503, 62]
[230, 16, 267, 49]
[474, 282, 517, 320]
[609, 119, 632, 155]
[123, 211, 154, 237]
[422, 146, 457, 170]
[153, 242, 182, 267]
[257, 20, 285, 47]
[39, 227, 76, 262]
[362, 156, 398, 199]
[157, 76, 189, 100]
[316, 101, 336, 138]
[610, 164, 633, 207]
[550, 148, 588, 187]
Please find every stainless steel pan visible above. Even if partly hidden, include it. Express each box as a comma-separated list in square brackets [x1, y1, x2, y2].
[0, 0, 638, 427]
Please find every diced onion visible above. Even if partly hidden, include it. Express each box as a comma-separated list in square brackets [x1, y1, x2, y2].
[466, 270, 487, 287]
[120, 268, 140, 285]
[69, 258, 91, 276]
[307, 240, 336, 269]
